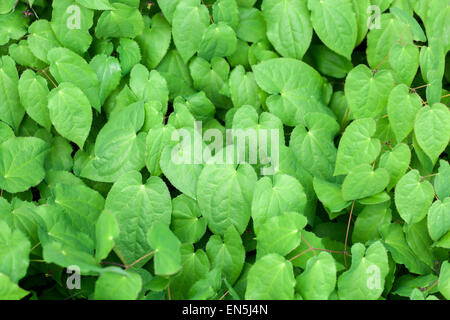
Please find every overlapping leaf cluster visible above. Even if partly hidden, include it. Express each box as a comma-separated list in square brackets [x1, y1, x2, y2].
[0, 0, 449, 300]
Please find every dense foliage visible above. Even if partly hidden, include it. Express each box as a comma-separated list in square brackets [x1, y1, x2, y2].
[0, 0, 449, 300]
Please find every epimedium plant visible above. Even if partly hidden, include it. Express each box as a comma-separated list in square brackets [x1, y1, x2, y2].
[0, 0, 449, 301]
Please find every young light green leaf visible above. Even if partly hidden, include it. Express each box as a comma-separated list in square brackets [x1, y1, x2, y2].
[148, 222, 182, 276]
[136, 14, 171, 70]
[334, 118, 381, 176]
[256, 211, 307, 258]
[0, 221, 30, 283]
[0, 272, 29, 300]
[95, 271, 142, 300]
[104, 171, 172, 265]
[262, 0, 312, 59]
[395, 170, 435, 225]
[414, 103, 450, 164]
[251, 174, 307, 233]
[307, 0, 357, 59]
[206, 225, 245, 284]
[48, 47, 101, 111]
[90, 54, 122, 105]
[387, 84, 422, 143]
[379, 142, 411, 191]
[95, 3, 144, 39]
[172, 0, 210, 63]
[171, 194, 207, 244]
[0, 137, 49, 193]
[198, 23, 238, 61]
[341, 164, 390, 201]
[296, 252, 336, 300]
[245, 253, 295, 300]
[197, 163, 257, 236]
[18, 70, 51, 131]
[427, 199, 450, 242]
[337, 241, 388, 300]
[0, 56, 24, 132]
[48, 83, 93, 149]
[345, 64, 394, 119]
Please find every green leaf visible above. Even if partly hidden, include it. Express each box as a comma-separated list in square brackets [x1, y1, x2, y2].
[307, 45, 353, 79]
[380, 223, 430, 274]
[0, 137, 49, 193]
[387, 84, 422, 143]
[427, 199, 450, 242]
[434, 160, 450, 200]
[51, 0, 94, 55]
[236, 7, 266, 43]
[229, 65, 260, 110]
[213, 0, 240, 30]
[245, 253, 295, 300]
[379, 143, 411, 191]
[261, 0, 312, 59]
[197, 163, 257, 236]
[0, 221, 30, 283]
[345, 64, 394, 119]
[90, 54, 122, 105]
[145, 124, 175, 177]
[352, 202, 392, 244]
[76, 0, 114, 10]
[172, 0, 210, 63]
[95, 3, 144, 39]
[395, 170, 435, 225]
[252, 174, 307, 233]
[18, 70, 51, 131]
[0, 56, 24, 132]
[0, 273, 29, 300]
[0, 0, 16, 14]
[390, 7, 426, 42]
[117, 38, 141, 75]
[95, 271, 142, 300]
[342, 164, 390, 201]
[95, 210, 119, 262]
[104, 171, 172, 265]
[48, 83, 93, 149]
[256, 211, 307, 257]
[206, 225, 245, 284]
[136, 14, 171, 70]
[198, 23, 238, 61]
[351, 0, 369, 46]
[50, 183, 105, 239]
[414, 103, 450, 164]
[252, 58, 326, 126]
[289, 113, 340, 181]
[170, 245, 210, 299]
[388, 43, 419, 86]
[171, 194, 207, 244]
[337, 241, 389, 300]
[367, 13, 413, 71]
[147, 222, 182, 276]
[438, 261, 450, 300]
[313, 177, 351, 215]
[334, 118, 381, 176]
[295, 252, 336, 300]
[82, 102, 146, 182]
[160, 133, 204, 200]
[404, 219, 435, 268]
[307, 0, 357, 59]
[0, 4, 28, 46]
[157, 49, 194, 99]
[156, 0, 182, 24]
[28, 20, 61, 64]
[48, 47, 101, 111]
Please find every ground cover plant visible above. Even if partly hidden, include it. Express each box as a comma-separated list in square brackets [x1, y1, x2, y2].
[0, 0, 449, 301]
